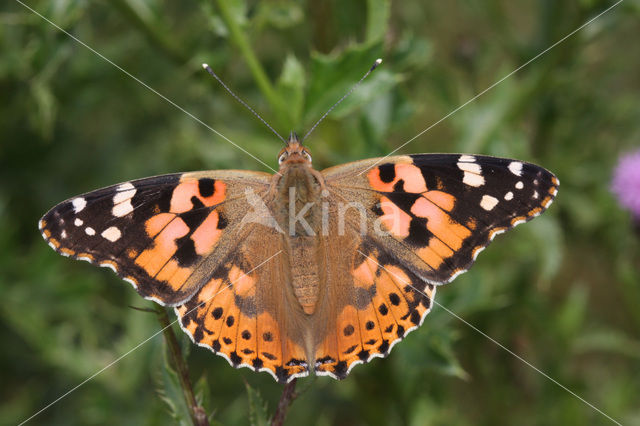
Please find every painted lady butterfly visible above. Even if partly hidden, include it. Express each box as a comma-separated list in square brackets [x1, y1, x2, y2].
[39, 132, 558, 383]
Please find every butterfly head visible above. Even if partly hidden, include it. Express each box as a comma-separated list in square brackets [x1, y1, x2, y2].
[278, 131, 312, 168]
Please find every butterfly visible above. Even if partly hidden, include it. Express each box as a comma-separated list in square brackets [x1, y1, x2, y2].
[39, 132, 558, 383]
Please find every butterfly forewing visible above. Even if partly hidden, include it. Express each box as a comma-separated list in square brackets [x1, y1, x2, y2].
[323, 154, 559, 285]
[39, 171, 271, 305]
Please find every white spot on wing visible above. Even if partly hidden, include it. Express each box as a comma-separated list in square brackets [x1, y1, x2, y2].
[508, 161, 523, 176]
[458, 155, 476, 162]
[85, 227, 96, 236]
[504, 191, 514, 201]
[101, 226, 122, 242]
[113, 182, 136, 204]
[112, 200, 134, 217]
[480, 195, 499, 211]
[38, 219, 44, 230]
[61, 230, 67, 239]
[72, 197, 87, 213]
[512, 219, 526, 226]
[533, 190, 539, 199]
[463, 172, 485, 187]
[74, 218, 83, 226]
[515, 181, 524, 190]
[458, 161, 485, 187]
[458, 161, 481, 174]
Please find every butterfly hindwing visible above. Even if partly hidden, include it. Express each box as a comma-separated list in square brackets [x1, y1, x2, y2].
[313, 236, 436, 379]
[323, 154, 559, 285]
[174, 222, 310, 383]
[39, 171, 271, 305]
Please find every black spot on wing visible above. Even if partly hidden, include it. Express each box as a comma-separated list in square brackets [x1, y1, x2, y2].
[252, 357, 264, 370]
[405, 217, 431, 247]
[180, 197, 208, 229]
[275, 366, 289, 383]
[392, 179, 405, 192]
[226, 315, 235, 327]
[198, 178, 216, 197]
[212, 340, 221, 351]
[333, 361, 348, 379]
[174, 236, 200, 267]
[217, 213, 228, 229]
[229, 351, 242, 366]
[384, 191, 420, 215]
[378, 163, 396, 183]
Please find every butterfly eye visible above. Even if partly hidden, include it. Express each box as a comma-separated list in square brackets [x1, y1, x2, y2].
[302, 151, 312, 163]
[278, 153, 287, 165]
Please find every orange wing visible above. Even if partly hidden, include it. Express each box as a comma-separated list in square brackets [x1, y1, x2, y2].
[174, 224, 310, 383]
[313, 239, 436, 379]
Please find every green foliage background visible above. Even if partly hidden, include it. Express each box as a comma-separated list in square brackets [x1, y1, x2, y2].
[2, 0, 639, 424]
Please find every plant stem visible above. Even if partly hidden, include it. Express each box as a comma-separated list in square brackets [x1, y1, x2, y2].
[155, 306, 210, 426]
[271, 379, 298, 426]
[213, 0, 285, 123]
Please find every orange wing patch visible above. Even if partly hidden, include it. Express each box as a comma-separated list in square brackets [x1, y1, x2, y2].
[315, 249, 436, 379]
[175, 263, 309, 383]
[170, 178, 226, 213]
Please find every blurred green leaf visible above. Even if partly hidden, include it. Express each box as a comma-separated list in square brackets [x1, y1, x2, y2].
[156, 346, 192, 426]
[194, 374, 213, 422]
[391, 32, 433, 71]
[555, 285, 588, 339]
[574, 330, 640, 359]
[276, 54, 306, 129]
[258, 2, 303, 29]
[365, 0, 390, 43]
[245, 382, 269, 426]
[304, 43, 389, 124]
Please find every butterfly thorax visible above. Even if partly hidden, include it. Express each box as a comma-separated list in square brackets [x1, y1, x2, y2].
[273, 136, 325, 315]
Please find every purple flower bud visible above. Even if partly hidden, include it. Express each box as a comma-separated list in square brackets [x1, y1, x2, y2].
[611, 149, 640, 219]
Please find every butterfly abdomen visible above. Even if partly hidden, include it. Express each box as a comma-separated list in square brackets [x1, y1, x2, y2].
[289, 236, 320, 314]
[274, 164, 325, 315]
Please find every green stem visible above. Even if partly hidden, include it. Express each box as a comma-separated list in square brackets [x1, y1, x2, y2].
[214, 0, 284, 122]
[155, 306, 210, 426]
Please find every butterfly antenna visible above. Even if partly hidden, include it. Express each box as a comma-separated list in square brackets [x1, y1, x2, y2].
[202, 63, 286, 143]
[302, 58, 382, 143]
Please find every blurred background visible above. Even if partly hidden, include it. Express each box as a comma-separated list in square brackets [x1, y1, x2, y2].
[1, 0, 639, 424]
